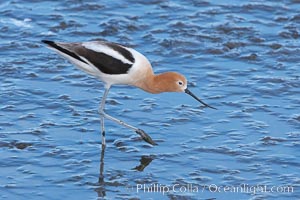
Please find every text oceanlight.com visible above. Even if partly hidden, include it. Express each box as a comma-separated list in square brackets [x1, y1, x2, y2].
[132, 183, 294, 195]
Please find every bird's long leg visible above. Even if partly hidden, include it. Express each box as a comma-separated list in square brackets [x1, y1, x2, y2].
[100, 116, 105, 146]
[98, 87, 156, 145]
[101, 112, 157, 145]
[99, 87, 110, 147]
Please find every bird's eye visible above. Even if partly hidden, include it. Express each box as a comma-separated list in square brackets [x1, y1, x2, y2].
[178, 81, 183, 86]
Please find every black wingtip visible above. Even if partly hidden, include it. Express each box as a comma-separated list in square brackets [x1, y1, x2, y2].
[41, 40, 89, 65]
[41, 40, 55, 46]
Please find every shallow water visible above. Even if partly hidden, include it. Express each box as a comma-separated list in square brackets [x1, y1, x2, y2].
[0, 0, 299, 199]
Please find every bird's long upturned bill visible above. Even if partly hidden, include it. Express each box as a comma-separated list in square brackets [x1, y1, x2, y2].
[185, 88, 216, 110]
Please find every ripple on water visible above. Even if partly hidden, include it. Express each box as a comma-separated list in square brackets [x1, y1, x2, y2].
[0, 140, 33, 150]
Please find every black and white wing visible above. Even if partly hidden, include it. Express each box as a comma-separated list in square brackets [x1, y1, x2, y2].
[42, 40, 136, 76]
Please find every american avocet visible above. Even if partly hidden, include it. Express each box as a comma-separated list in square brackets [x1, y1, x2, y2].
[42, 40, 216, 146]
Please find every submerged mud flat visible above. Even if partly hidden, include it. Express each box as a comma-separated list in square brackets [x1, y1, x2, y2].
[0, 0, 299, 199]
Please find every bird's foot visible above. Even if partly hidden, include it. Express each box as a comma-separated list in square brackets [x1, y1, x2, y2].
[135, 129, 157, 145]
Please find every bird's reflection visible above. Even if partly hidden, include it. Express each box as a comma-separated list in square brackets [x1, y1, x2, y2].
[94, 146, 106, 198]
[132, 155, 155, 171]
[94, 146, 155, 198]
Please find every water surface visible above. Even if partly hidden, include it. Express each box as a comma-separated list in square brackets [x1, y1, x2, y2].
[0, 0, 299, 199]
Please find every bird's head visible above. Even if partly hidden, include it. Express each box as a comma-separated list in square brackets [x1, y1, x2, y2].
[153, 72, 216, 109]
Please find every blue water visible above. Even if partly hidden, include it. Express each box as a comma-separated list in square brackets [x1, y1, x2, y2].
[1, 0, 299, 199]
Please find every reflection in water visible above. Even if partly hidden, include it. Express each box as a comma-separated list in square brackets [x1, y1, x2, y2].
[94, 147, 155, 198]
[95, 146, 106, 198]
[133, 155, 155, 172]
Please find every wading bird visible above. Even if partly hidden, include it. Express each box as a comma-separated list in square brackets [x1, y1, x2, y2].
[42, 40, 216, 146]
